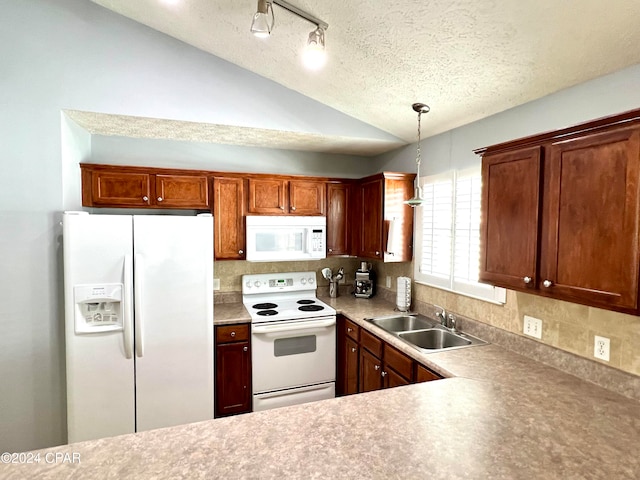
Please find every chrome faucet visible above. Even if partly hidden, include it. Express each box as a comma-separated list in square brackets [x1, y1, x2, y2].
[434, 305, 457, 332]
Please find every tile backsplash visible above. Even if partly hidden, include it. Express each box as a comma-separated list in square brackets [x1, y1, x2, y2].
[371, 261, 640, 378]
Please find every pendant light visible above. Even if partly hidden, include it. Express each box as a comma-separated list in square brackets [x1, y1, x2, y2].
[405, 103, 431, 207]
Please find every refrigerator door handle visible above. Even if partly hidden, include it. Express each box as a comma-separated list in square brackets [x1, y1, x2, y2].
[134, 254, 145, 358]
[123, 255, 134, 359]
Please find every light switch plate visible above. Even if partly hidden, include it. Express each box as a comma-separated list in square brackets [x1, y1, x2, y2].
[386, 276, 391, 288]
[213, 278, 220, 291]
[523, 315, 543, 339]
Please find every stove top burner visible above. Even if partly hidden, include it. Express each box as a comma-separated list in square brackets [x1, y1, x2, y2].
[298, 305, 324, 312]
[296, 299, 315, 305]
[256, 309, 279, 316]
[253, 303, 277, 310]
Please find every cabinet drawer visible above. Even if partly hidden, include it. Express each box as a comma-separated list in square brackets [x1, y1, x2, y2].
[360, 329, 382, 357]
[344, 318, 359, 341]
[383, 344, 413, 380]
[216, 324, 250, 343]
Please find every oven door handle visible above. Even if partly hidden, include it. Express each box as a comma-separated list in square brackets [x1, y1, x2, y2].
[252, 318, 336, 335]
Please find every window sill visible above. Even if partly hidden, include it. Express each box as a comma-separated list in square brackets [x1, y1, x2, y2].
[413, 280, 507, 306]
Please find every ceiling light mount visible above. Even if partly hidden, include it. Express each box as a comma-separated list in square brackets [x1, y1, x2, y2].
[250, 0, 329, 69]
[405, 103, 431, 208]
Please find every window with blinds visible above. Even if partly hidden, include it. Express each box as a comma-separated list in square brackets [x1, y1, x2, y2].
[414, 168, 506, 304]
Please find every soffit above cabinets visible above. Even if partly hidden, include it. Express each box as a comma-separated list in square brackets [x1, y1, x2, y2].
[65, 110, 405, 156]
[89, 0, 640, 141]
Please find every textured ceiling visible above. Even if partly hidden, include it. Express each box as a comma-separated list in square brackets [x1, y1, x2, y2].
[65, 110, 404, 156]
[88, 0, 640, 148]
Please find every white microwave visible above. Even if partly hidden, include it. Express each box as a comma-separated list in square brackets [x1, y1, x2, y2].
[245, 216, 326, 262]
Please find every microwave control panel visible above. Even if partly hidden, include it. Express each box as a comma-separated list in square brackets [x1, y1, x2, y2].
[311, 229, 324, 254]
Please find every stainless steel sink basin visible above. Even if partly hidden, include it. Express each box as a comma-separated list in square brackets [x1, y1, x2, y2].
[365, 313, 488, 353]
[398, 329, 472, 349]
[367, 315, 436, 333]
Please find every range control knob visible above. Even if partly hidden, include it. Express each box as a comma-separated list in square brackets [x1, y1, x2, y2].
[245, 281, 252, 288]
[300, 278, 307, 285]
[254, 280, 261, 288]
[308, 277, 315, 284]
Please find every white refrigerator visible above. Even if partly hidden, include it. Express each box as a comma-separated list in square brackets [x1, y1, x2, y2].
[63, 212, 214, 443]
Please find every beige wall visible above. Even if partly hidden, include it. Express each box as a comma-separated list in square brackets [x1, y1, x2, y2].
[372, 261, 640, 377]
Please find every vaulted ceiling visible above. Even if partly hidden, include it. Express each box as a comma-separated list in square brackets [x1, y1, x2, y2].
[88, 0, 640, 150]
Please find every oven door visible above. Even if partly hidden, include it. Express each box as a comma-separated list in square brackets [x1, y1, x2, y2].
[251, 316, 336, 394]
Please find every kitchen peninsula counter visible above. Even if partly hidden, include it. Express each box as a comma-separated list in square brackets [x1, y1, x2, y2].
[5, 297, 638, 479]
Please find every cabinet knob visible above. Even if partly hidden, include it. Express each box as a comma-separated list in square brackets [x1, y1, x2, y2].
[291, 206, 296, 211]
[374, 365, 380, 371]
[328, 248, 333, 253]
[351, 347, 356, 353]
[347, 327, 353, 333]
[157, 197, 163, 202]
[230, 331, 236, 337]
[279, 205, 284, 210]
[239, 249, 244, 254]
[381, 371, 387, 377]
[243, 346, 248, 352]
[142, 196, 149, 202]
[375, 251, 380, 256]
[523, 276, 532, 284]
[543, 280, 553, 288]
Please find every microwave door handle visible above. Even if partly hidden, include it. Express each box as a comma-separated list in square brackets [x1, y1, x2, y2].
[252, 318, 336, 335]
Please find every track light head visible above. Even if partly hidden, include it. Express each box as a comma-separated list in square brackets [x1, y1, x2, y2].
[250, 0, 274, 38]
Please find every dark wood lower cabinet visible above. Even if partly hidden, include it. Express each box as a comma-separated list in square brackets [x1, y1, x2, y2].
[337, 315, 442, 396]
[215, 324, 251, 417]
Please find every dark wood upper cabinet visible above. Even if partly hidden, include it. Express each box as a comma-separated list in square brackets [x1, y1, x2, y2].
[247, 178, 288, 214]
[289, 180, 326, 215]
[87, 170, 152, 207]
[81, 164, 209, 209]
[477, 108, 640, 314]
[357, 172, 415, 262]
[540, 127, 640, 311]
[213, 177, 246, 260]
[155, 174, 208, 208]
[247, 178, 326, 215]
[480, 147, 542, 290]
[326, 182, 351, 256]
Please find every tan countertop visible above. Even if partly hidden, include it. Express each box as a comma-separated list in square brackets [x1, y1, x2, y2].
[5, 296, 639, 479]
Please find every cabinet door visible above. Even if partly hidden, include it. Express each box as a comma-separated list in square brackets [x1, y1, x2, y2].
[359, 348, 383, 393]
[326, 183, 350, 255]
[359, 178, 383, 259]
[383, 367, 410, 388]
[248, 178, 287, 214]
[382, 176, 415, 262]
[416, 364, 442, 383]
[541, 127, 640, 311]
[89, 170, 151, 207]
[344, 337, 359, 395]
[213, 177, 246, 260]
[155, 174, 209, 209]
[289, 180, 326, 215]
[480, 147, 542, 290]
[215, 341, 251, 417]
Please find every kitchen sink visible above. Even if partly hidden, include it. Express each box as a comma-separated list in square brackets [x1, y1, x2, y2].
[367, 315, 436, 333]
[398, 329, 472, 349]
[365, 314, 488, 353]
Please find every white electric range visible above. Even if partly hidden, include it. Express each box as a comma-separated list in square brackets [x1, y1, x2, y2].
[242, 271, 336, 412]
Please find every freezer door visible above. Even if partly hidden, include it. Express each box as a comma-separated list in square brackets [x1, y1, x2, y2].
[133, 215, 214, 432]
[63, 213, 135, 443]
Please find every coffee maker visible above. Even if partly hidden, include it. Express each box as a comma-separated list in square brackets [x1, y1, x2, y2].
[354, 262, 376, 298]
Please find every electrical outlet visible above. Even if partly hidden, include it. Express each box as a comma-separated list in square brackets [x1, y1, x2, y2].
[523, 315, 543, 339]
[594, 335, 610, 361]
[386, 276, 391, 288]
[213, 278, 220, 291]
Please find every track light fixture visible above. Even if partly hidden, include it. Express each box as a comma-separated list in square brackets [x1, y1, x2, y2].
[250, 0, 329, 69]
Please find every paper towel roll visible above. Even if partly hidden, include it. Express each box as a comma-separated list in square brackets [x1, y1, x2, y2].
[396, 277, 411, 312]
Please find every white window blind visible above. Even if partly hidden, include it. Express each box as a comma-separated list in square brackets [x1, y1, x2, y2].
[415, 168, 505, 304]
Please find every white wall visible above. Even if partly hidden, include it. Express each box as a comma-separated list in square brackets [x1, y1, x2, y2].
[375, 62, 640, 174]
[0, 0, 393, 452]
